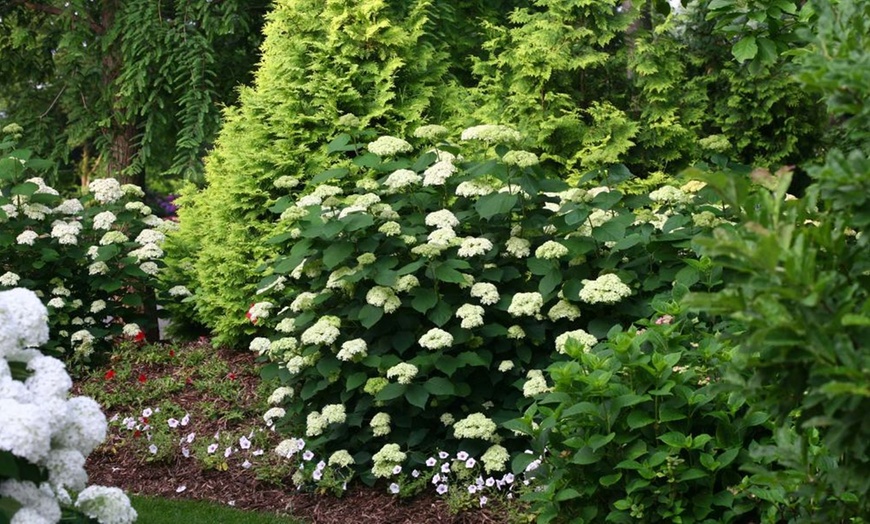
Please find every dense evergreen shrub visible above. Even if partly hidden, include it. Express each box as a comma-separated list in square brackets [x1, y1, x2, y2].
[165, 0, 466, 345]
[249, 123, 730, 484]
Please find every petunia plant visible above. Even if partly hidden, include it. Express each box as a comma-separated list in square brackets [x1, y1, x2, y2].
[0, 128, 173, 366]
[250, 121, 729, 483]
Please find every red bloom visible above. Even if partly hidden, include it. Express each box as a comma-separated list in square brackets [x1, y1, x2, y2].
[245, 303, 255, 322]
[133, 430, 141, 438]
[104, 369, 116, 380]
[169, 349, 175, 358]
[227, 372, 237, 381]
[138, 373, 147, 384]
[135, 331, 146, 342]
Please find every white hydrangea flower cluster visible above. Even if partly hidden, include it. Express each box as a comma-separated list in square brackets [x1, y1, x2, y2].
[502, 150, 539, 168]
[505, 237, 531, 258]
[578, 274, 632, 304]
[365, 286, 401, 313]
[649, 185, 691, 205]
[455, 180, 496, 197]
[50, 220, 83, 245]
[54, 198, 84, 215]
[413, 124, 449, 140]
[418, 328, 453, 350]
[0, 288, 136, 524]
[555, 329, 598, 354]
[470, 282, 500, 305]
[422, 159, 457, 186]
[337, 338, 367, 362]
[547, 299, 582, 322]
[386, 363, 418, 384]
[370, 412, 391, 437]
[371, 443, 406, 478]
[383, 169, 422, 192]
[523, 370, 551, 397]
[507, 292, 544, 317]
[457, 237, 493, 258]
[300, 316, 341, 346]
[0, 272, 19, 287]
[367, 136, 413, 157]
[460, 125, 523, 143]
[453, 413, 498, 441]
[534, 240, 568, 260]
[577, 208, 616, 236]
[88, 178, 124, 204]
[481, 444, 510, 473]
[92, 211, 117, 230]
[455, 304, 485, 329]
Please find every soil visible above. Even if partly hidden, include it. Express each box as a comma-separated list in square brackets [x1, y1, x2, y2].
[77, 344, 515, 524]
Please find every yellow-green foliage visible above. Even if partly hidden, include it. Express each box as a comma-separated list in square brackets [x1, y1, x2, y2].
[166, 0, 463, 344]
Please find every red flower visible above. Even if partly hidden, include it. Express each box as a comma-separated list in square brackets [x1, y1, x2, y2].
[245, 303, 255, 322]
[104, 369, 116, 380]
[227, 372, 237, 381]
[133, 430, 141, 438]
[169, 349, 175, 358]
[138, 373, 147, 384]
[135, 331, 146, 342]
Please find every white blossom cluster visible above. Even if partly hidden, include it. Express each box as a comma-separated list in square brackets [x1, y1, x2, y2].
[578, 274, 632, 304]
[555, 329, 598, 354]
[337, 338, 367, 362]
[523, 370, 551, 397]
[386, 363, 418, 384]
[88, 178, 125, 204]
[457, 237, 493, 258]
[507, 292, 544, 317]
[455, 304, 485, 329]
[452, 413, 497, 441]
[0, 288, 136, 524]
[460, 125, 523, 144]
[418, 328, 453, 350]
[383, 169, 422, 192]
[371, 443, 406, 478]
[470, 282, 500, 305]
[371, 412, 391, 437]
[367, 136, 413, 157]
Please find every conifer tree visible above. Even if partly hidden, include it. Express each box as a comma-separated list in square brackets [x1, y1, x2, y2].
[167, 0, 462, 343]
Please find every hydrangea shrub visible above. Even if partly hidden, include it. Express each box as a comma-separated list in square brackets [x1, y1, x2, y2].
[0, 287, 137, 523]
[251, 123, 727, 483]
[0, 136, 172, 364]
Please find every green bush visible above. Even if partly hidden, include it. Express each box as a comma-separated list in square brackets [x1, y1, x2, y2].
[0, 129, 171, 365]
[164, 0, 465, 345]
[512, 311, 773, 524]
[249, 123, 729, 484]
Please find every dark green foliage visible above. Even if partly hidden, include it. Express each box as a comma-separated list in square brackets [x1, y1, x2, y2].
[0, 0, 266, 187]
[166, 0, 464, 345]
[514, 314, 771, 523]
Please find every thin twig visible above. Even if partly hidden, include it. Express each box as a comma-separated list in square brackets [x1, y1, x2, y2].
[38, 85, 66, 118]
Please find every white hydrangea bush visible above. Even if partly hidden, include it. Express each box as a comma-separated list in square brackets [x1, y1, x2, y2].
[0, 171, 173, 363]
[0, 288, 136, 523]
[249, 121, 729, 486]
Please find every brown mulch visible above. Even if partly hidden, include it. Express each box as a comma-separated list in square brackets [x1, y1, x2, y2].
[78, 343, 513, 524]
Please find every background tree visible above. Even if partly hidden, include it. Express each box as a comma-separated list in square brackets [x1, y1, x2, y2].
[0, 0, 268, 189]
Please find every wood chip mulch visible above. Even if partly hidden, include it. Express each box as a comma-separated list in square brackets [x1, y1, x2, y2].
[78, 343, 515, 524]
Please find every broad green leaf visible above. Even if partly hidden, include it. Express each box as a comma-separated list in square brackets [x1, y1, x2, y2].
[600, 472, 622, 487]
[474, 193, 518, 219]
[411, 288, 438, 313]
[358, 304, 383, 329]
[572, 447, 600, 465]
[405, 385, 429, 409]
[346, 372, 368, 391]
[659, 431, 689, 448]
[423, 377, 455, 396]
[375, 382, 406, 401]
[323, 242, 354, 269]
[326, 134, 352, 154]
[627, 410, 656, 429]
[732, 36, 758, 63]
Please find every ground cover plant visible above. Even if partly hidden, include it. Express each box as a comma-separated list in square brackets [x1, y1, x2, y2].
[246, 122, 732, 491]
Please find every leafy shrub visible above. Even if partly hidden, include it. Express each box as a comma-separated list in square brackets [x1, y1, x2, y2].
[684, 161, 870, 519]
[0, 287, 136, 523]
[164, 0, 466, 345]
[0, 131, 173, 365]
[250, 123, 729, 484]
[512, 310, 775, 523]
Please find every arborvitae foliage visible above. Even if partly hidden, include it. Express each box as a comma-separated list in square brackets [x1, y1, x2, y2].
[167, 0, 462, 344]
[469, 0, 635, 172]
[468, 0, 825, 178]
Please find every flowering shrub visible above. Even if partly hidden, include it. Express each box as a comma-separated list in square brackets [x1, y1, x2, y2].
[251, 122, 727, 482]
[0, 287, 136, 523]
[511, 307, 776, 523]
[0, 133, 173, 364]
